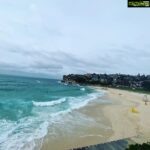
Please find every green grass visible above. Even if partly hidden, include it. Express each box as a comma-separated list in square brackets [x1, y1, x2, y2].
[126, 142, 150, 150]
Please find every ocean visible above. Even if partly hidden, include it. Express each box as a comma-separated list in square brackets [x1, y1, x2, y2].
[0, 75, 103, 150]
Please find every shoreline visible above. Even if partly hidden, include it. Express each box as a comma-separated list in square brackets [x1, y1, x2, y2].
[41, 86, 150, 150]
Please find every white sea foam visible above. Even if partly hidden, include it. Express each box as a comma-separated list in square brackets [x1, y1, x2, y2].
[69, 92, 103, 110]
[0, 117, 49, 150]
[0, 91, 105, 150]
[36, 80, 41, 83]
[32, 98, 66, 107]
[80, 87, 85, 91]
[57, 80, 61, 84]
[64, 83, 68, 86]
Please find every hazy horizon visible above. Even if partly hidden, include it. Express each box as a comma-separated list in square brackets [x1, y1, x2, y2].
[0, 0, 150, 78]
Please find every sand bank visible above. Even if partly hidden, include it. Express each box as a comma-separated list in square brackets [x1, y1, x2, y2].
[41, 87, 150, 150]
[101, 87, 150, 144]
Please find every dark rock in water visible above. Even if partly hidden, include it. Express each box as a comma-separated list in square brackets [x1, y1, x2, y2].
[62, 73, 150, 91]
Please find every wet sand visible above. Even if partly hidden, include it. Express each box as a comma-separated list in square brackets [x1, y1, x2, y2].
[41, 87, 150, 150]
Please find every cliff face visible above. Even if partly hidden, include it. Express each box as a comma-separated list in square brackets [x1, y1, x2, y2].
[62, 74, 150, 91]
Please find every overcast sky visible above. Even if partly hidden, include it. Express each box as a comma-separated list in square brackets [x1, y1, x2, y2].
[0, 0, 150, 79]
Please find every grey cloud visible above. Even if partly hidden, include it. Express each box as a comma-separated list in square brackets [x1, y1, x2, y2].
[0, 0, 150, 78]
[1, 43, 150, 78]
[30, 62, 62, 70]
[0, 44, 103, 77]
[96, 46, 150, 74]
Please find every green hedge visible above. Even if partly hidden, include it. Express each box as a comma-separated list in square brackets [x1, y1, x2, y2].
[126, 143, 150, 150]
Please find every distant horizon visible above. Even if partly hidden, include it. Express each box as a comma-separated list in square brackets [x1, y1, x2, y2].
[1, 72, 150, 81]
[0, 73, 59, 80]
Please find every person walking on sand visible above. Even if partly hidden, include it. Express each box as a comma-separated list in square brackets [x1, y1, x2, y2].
[143, 95, 149, 105]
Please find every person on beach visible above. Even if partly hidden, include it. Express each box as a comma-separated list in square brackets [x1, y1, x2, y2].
[143, 95, 149, 105]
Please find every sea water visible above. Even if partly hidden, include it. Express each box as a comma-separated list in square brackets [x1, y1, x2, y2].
[0, 75, 103, 150]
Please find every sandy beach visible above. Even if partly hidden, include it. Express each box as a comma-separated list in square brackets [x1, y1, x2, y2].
[102, 87, 150, 144]
[41, 87, 150, 150]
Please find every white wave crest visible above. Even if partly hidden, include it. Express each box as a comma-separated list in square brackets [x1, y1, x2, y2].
[69, 92, 102, 110]
[0, 118, 49, 150]
[32, 98, 66, 107]
[0, 91, 105, 150]
[80, 87, 85, 91]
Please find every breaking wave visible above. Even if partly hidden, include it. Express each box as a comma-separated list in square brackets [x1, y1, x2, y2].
[32, 98, 66, 107]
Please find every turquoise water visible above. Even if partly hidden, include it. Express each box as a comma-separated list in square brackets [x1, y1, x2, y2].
[0, 75, 101, 150]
